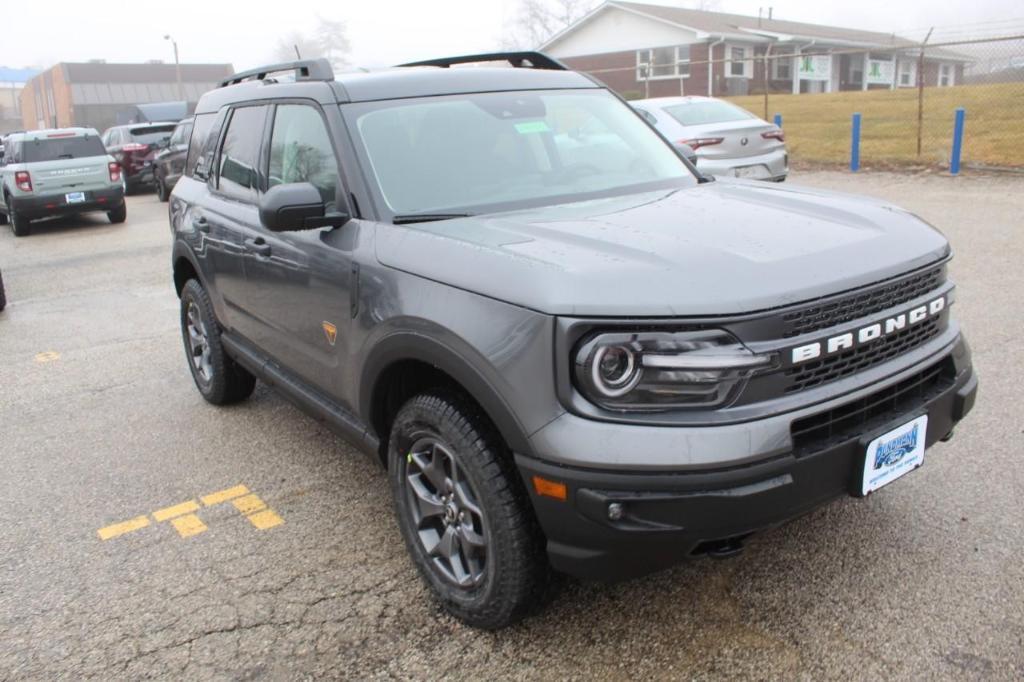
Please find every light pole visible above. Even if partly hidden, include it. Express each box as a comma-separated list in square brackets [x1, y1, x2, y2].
[164, 34, 184, 103]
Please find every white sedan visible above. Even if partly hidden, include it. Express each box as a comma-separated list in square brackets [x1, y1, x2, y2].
[632, 96, 788, 181]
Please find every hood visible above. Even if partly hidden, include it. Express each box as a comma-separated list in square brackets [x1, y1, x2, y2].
[374, 179, 950, 317]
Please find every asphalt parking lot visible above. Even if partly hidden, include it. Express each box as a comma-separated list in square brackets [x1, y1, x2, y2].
[1, 171, 1022, 680]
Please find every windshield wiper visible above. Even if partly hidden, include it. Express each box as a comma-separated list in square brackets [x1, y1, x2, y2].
[392, 213, 474, 225]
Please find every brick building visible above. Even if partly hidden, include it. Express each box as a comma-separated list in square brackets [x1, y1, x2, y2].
[543, 2, 970, 98]
[20, 61, 233, 133]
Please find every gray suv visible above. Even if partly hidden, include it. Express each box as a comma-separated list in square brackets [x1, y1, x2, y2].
[170, 54, 977, 629]
[1, 127, 126, 236]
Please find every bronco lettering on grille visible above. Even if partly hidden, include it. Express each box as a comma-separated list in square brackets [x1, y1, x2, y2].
[790, 295, 946, 365]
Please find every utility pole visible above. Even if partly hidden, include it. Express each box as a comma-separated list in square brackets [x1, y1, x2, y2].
[164, 34, 185, 102]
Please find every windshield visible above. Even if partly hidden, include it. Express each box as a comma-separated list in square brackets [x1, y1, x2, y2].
[663, 100, 756, 126]
[129, 125, 176, 145]
[23, 136, 106, 162]
[346, 89, 696, 217]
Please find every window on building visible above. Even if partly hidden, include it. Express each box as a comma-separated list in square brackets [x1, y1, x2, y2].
[772, 50, 793, 80]
[636, 45, 690, 80]
[898, 59, 917, 87]
[728, 46, 751, 78]
[217, 105, 268, 202]
[268, 104, 340, 207]
[939, 63, 954, 87]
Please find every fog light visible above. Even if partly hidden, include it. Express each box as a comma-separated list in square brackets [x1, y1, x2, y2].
[607, 502, 625, 521]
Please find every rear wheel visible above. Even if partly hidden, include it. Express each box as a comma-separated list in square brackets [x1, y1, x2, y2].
[107, 203, 127, 224]
[389, 391, 549, 629]
[10, 209, 30, 237]
[179, 279, 256, 405]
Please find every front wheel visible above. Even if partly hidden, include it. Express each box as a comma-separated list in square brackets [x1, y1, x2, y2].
[179, 279, 256, 405]
[156, 176, 169, 202]
[0, 268, 6, 311]
[389, 391, 549, 629]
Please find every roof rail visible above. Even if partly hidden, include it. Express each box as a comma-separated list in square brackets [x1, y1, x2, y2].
[219, 58, 334, 88]
[397, 51, 569, 71]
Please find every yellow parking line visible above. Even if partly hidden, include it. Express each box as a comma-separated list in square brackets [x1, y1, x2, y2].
[246, 509, 284, 530]
[170, 514, 208, 538]
[34, 351, 61, 363]
[201, 484, 250, 506]
[232, 494, 267, 515]
[152, 500, 200, 522]
[97, 515, 150, 540]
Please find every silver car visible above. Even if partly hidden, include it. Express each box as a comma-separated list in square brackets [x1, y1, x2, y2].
[632, 96, 787, 181]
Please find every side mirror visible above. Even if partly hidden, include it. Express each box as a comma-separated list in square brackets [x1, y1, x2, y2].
[673, 142, 698, 166]
[259, 182, 349, 232]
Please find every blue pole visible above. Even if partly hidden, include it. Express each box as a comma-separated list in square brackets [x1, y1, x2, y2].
[774, 113, 782, 128]
[950, 107, 966, 175]
[850, 112, 861, 172]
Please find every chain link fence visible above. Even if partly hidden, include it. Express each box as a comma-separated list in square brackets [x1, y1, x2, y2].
[571, 35, 1024, 171]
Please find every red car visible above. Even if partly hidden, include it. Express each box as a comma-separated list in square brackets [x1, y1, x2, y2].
[101, 122, 177, 193]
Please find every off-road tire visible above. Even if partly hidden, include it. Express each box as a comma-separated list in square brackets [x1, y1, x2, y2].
[388, 391, 550, 629]
[10, 208, 30, 237]
[179, 279, 256, 405]
[107, 203, 127, 224]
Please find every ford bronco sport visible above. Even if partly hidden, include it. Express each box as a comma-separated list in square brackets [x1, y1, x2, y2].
[1, 128, 126, 236]
[169, 54, 977, 629]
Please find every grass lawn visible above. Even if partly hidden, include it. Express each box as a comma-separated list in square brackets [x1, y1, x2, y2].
[726, 82, 1024, 168]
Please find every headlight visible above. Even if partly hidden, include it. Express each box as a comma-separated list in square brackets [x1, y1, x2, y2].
[573, 330, 776, 411]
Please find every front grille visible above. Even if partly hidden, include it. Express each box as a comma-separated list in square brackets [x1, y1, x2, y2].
[783, 315, 944, 393]
[781, 265, 945, 338]
[790, 357, 955, 455]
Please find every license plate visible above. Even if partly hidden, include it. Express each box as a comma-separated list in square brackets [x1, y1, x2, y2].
[65, 192, 86, 204]
[735, 165, 768, 179]
[861, 415, 928, 495]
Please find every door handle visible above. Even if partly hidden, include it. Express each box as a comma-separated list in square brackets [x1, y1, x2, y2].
[192, 216, 209, 233]
[244, 237, 272, 257]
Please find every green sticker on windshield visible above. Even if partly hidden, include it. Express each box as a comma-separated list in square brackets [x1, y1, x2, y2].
[514, 120, 551, 134]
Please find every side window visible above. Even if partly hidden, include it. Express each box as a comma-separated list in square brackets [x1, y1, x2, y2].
[185, 113, 217, 179]
[268, 104, 339, 206]
[216, 105, 267, 202]
[169, 125, 185, 147]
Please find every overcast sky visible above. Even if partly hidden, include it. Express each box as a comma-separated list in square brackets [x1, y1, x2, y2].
[1, 0, 1022, 72]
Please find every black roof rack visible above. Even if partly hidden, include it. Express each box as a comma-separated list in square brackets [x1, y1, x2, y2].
[398, 51, 569, 71]
[219, 58, 334, 88]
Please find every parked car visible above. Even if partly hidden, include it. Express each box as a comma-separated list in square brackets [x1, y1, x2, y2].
[154, 117, 194, 202]
[632, 96, 787, 181]
[170, 54, 975, 629]
[0, 128, 126, 236]
[102, 122, 177, 193]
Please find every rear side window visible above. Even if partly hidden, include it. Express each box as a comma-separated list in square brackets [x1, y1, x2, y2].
[129, 125, 176, 145]
[22, 135, 106, 162]
[185, 113, 217, 178]
[268, 104, 339, 207]
[663, 100, 755, 126]
[216, 105, 267, 202]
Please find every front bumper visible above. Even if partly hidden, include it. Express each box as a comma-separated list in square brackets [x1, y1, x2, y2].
[517, 342, 976, 582]
[10, 186, 125, 220]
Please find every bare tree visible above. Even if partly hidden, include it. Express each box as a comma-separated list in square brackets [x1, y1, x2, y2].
[503, 0, 599, 49]
[273, 16, 350, 69]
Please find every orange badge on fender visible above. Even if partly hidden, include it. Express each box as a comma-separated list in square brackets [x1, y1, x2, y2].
[322, 322, 338, 346]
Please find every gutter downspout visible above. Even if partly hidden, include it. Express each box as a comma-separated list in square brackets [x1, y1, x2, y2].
[708, 36, 725, 96]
